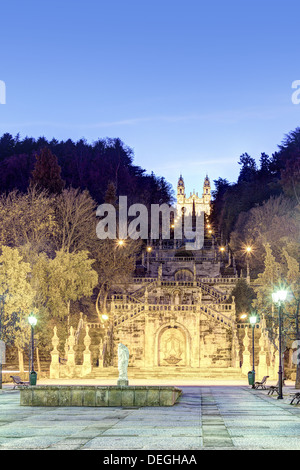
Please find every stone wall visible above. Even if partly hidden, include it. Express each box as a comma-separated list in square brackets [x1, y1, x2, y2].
[114, 305, 233, 370]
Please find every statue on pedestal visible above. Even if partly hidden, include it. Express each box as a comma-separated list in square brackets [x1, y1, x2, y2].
[117, 343, 129, 386]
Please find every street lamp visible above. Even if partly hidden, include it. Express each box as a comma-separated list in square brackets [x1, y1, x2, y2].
[219, 246, 225, 262]
[249, 314, 258, 388]
[28, 313, 37, 385]
[245, 246, 252, 280]
[272, 289, 288, 399]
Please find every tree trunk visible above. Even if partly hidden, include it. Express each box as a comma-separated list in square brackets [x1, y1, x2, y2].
[18, 348, 24, 374]
[67, 301, 70, 333]
[295, 332, 300, 389]
[96, 281, 110, 318]
[36, 347, 41, 374]
[295, 301, 300, 389]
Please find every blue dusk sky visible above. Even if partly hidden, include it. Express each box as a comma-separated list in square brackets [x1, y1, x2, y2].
[0, 0, 300, 195]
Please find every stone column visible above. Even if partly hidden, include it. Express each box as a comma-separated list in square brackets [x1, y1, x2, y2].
[81, 325, 92, 377]
[231, 296, 236, 317]
[18, 348, 24, 375]
[98, 338, 104, 368]
[50, 326, 60, 379]
[257, 328, 268, 380]
[273, 349, 280, 381]
[66, 326, 76, 377]
[241, 327, 251, 376]
[267, 342, 276, 379]
[231, 325, 240, 369]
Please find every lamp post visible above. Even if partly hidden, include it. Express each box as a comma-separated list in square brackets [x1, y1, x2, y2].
[249, 314, 257, 388]
[272, 289, 287, 399]
[28, 313, 37, 385]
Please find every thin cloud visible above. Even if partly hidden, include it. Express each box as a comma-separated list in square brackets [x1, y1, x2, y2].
[0, 103, 293, 130]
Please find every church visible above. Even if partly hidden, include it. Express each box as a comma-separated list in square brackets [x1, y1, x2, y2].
[176, 174, 211, 217]
[51, 175, 280, 382]
[103, 174, 245, 379]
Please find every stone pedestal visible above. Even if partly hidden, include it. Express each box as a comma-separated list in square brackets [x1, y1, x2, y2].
[50, 351, 60, 379]
[257, 331, 268, 379]
[117, 379, 129, 386]
[81, 326, 92, 377]
[242, 327, 251, 376]
[66, 327, 76, 377]
[49, 326, 60, 379]
[257, 351, 268, 379]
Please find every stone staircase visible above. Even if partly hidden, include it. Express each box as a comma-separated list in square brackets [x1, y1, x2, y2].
[84, 366, 245, 381]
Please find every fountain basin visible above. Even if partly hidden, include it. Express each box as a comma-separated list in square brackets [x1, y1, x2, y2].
[19, 385, 182, 407]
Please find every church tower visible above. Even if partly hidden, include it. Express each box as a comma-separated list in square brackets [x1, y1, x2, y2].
[176, 174, 211, 217]
[177, 174, 185, 204]
[202, 175, 211, 205]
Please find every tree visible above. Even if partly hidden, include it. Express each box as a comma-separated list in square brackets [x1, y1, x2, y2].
[281, 248, 300, 388]
[93, 238, 141, 318]
[35, 250, 98, 331]
[237, 153, 257, 184]
[280, 151, 300, 203]
[0, 187, 57, 255]
[30, 147, 65, 194]
[253, 244, 300, 387]
[53, 188, 97, 253]
[0, 246, 34, 344]
[104, 182, 118, 206]
[0, 246, 35, 388]
[229, 279, 256, 317]
[252, 244, 283, 348]
[230, 195, 299, 275]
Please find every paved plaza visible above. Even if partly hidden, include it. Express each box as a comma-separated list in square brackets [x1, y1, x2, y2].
[1, 381, 300, 450]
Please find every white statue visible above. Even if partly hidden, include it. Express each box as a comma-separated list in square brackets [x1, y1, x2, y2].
[117, 343, 129, 386]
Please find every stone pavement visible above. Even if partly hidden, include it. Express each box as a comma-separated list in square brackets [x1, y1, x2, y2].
[1, 384, 300, 450]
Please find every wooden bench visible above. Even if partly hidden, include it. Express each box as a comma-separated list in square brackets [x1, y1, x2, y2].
[10, 375, 30, 389]
[254, 376, 269, 389]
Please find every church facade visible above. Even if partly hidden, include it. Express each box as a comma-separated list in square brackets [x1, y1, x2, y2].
[176, 174, 211, 217]
[108, 175, 244, 378]
[51, 175, 282, 381]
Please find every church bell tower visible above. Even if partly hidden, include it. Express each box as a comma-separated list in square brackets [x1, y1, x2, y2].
[177, 174, 185, 204]
[203, 175, 211, 205]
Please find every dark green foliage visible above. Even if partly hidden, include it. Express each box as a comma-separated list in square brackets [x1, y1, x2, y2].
[0, 135, 174, 206]
[229, 278, 256, 318]
[30, 147, 65, 194]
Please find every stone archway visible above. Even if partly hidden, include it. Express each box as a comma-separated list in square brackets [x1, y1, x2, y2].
[174, 268, 194, 282]
[156, 324, 190, 367]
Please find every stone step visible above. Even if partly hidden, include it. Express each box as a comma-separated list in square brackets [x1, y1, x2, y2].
[84, 367, 244, 380]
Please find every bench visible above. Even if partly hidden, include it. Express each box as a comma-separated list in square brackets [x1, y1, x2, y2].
[290, 392, 300, 405]
[10, 375, 30, 389]
[267, 381, 279, 395]
[254, 376, 269, 389]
